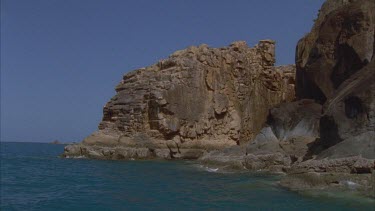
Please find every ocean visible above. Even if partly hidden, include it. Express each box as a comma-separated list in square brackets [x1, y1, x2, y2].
[1, 142, 374, 210]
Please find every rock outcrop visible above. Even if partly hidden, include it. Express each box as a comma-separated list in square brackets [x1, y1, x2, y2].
[64, 40, 296, 159]
[295, 0, 375, 159]
[63, 0, 375, 199]
[200, 99, 323, 173]
[281, 0, 375, 197]
[199, 0, 375, 198]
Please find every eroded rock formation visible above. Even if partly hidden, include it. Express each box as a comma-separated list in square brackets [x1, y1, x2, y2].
[232, 0, 375, 167]
[200, 0, 375, 197]
[63, 0, 375, 198]
[279, 0, 375, 197]
[295, 0, 375, 159]
[200, 99, 323, 172]
[64, 40, 296, 159]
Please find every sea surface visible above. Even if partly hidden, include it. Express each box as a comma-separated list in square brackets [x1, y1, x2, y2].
[1, 142, 374, 211]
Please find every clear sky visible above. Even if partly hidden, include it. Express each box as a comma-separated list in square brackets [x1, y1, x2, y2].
[1, 0, 325, 143]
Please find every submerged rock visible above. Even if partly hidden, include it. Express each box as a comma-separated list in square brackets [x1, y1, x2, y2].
[280, 172, 374, 198]
[198, 146, 246, 170]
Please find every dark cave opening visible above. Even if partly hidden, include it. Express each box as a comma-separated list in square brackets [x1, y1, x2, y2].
[344, 96, 363, 119]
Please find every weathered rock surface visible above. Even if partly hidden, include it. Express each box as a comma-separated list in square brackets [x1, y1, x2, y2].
[287, 156, 375, 174]
[280, 172, 374, 198]
[63, 0, 375, 199]
[200, 0, 375, 198]
[199, 146, 246, 170]
[64, 40, 296, 158]
[295, 0, 375, 159]
[280, 156, 375, 198]
[199, 99, 322, 173]
[280, 0, 375, 197]
[247, 100, 322, 159]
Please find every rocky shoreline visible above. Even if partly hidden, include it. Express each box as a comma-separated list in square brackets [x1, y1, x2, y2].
[64, 144, 375, 199]
[64, 0, 375, 199]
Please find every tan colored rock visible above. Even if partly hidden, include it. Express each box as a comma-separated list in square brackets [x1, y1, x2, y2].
[65, 40, 296, 159]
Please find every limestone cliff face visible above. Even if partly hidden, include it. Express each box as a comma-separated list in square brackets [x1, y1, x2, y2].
[295, 0, 375, 159]
[71, 40, 295, 158]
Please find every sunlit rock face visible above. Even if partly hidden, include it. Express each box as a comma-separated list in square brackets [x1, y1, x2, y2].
[295, 0, 375, 159]
[67, 40, 295, 159]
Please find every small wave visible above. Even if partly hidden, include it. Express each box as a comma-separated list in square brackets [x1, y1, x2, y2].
[340, 180, 360, 190]
[206, 167, 219, 172]
[65, 155, 86, 159]
[195, 164, 220, 173]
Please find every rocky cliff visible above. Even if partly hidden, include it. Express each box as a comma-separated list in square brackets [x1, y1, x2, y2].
[222, 0, 375, 169]
[295, 0, 375, 159]
[281, 0, 375, 197]
[64, 40, 295, 159]
[199, 0, 375, 198]
[63, 0, 375, 198]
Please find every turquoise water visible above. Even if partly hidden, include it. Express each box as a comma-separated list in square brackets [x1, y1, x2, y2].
[1, 142, 374, 210]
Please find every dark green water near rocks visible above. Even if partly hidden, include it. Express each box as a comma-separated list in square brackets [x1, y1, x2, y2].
[1, 142, 374, 210]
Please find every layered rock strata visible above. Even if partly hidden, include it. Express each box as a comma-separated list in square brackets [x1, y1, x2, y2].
[64, 40, 296, 159]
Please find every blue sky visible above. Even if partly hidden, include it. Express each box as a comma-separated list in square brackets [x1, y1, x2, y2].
[1, 0, 325, 142]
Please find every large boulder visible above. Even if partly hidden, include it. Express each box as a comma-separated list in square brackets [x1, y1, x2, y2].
[241, 100, 322, 172]
[246, 100, 322, 159]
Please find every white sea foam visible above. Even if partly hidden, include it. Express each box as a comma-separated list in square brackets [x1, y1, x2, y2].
[341, 180, 360, 190]
[65, 155, 86, 159]
[205, 167, 219, 172]
[195, 164, 220, 173]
